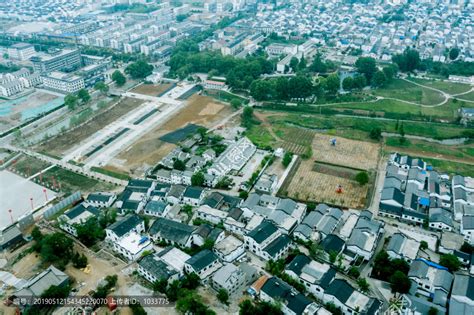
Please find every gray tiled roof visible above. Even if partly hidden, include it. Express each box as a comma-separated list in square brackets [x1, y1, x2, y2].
[247, 220, 278, 244]
[149, 218, 196, 246]
[108, 214, 143, 237]
[185, 249, 219, 272]
[139, 254, 177, 281]
[263, 234, 291, 257]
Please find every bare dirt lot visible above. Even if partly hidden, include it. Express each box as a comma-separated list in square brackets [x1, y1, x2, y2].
[281, 158, 369, 209]
[109, 95, 234, 176]
[131, 83, 173, 96]
[312, 134, 380, 170]
[36, 97, 144, 156]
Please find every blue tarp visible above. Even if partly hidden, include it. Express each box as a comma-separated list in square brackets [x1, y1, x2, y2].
[416, 258, 449, 271]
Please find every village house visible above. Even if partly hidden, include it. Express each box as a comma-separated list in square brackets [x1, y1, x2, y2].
[184, 249, 222, 279]
[244, 220, 292, 261]
[211, 264, 246, 296]
[214, 234, 245, 263]
[59, 203, 100, 237]
[137, 247, 190, 284]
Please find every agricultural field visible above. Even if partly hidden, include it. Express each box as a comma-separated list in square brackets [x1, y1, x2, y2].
[109, 95, 234, 176]
[37, 97, 144, 156]
[372, 79, 445, 105]
[274, 125, 315, 156]
[130, 83, 174, 96]
[311, 134, 380, 170]
[280, 159, 369, 209]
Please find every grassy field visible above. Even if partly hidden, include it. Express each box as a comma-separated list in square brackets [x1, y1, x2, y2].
[409, 78, 472, 95]
[265, 112, 470, 140]
[42, 166, 116, 194]
[331, 98, 465, 121]
[422, 158, 474, 177]
[385, 137, 474, 162]
[457, 92, 474, 102]
[372, 79, 445, 105]
[9, 154, 51, 176]
[245, 123, 277, 149]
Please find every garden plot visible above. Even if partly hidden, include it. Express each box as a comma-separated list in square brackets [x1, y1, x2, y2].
[312, 134, 380, 170]
[280, 159, 369, 209]
[275, 125, 315, 156]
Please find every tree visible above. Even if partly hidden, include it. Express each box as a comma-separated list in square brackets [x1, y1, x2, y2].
[173, 159, 186, 171]
[369, 127, 382, 140]
[383, 65, 397, 82]
[355, 171, 369, 185]
[72, 252, 88, 268]
[342, 76, 354, 91]
[153, 278, 168, 293]
[191, 172, 205, 186]
[64, 94, 78, 110]
[239, 191, 249, 199]
[39, 232, 74, 269]
[310, 53, 327, 73]
[112, 70, 126, 86]
[125, 60, 154, 79]
[399, 123, 405, 137]
[75, 217, 105, 246]
[230, 98, 242, 109]
[439, 254, 461, 272]
[282, 152, 293, 167]
[393, 48, 420, 72]
[41, 284, 71, 299]
[353, 75, 367, 89]
[181, 272, 200, 290]
[355, 57, 377, 82]
[217, 288, 229, 305]
[420, 240, 428, 250]
[324, 73, 340, 95]
[357, 278, 370, 293]
[77, 89, 91, 104]
[348, 266, 360, 279]
[289, 57, 299, 72]
[298, 56, 307, 70]
[94, 81, 109, 94]
[241, 106, 255, 128]
[449, 48, 460, 61]
[389, 271, 411, 294]
[372, 70, 386, 87]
